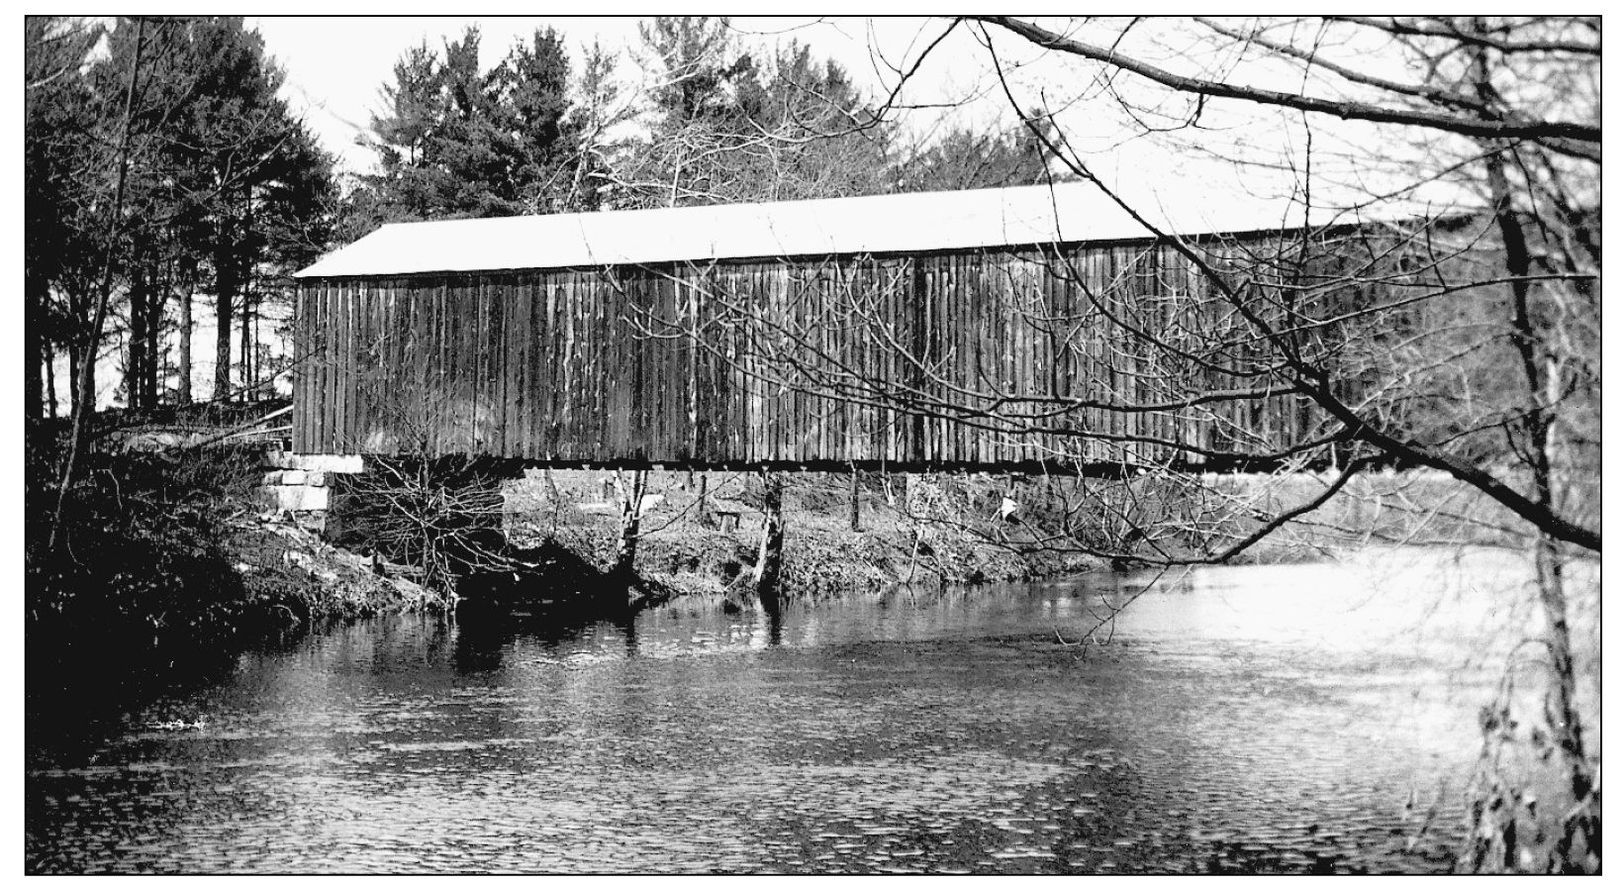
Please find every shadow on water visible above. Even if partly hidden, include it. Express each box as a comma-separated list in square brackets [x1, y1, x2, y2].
[451, 590, 670, 673]
[760, 590, 785, 646]
[26, 620, 311, 767]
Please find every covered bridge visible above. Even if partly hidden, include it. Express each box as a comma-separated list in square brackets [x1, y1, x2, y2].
[292, 183, 1362, 469]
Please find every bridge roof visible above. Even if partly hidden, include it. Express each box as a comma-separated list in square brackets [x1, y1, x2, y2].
[295, 182, 1316, 279]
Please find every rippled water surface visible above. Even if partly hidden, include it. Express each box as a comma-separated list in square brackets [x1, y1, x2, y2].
[27, 546, 1596, 873]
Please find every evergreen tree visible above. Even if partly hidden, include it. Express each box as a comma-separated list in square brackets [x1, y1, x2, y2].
[28, 16, 336, 409]
[147, 17, 332, 400]
[349, 25, 585, 235]
[25, 16, 103, 418]
[371, 41, 444, 220]
[489, 27, 579, 213]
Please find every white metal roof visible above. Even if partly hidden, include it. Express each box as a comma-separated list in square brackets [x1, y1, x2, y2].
[294, 182, 1317, 279]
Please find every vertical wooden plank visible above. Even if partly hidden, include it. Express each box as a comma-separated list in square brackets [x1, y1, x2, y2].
[362, 278, 375, 449]
[295, 283, 308, 452]
[761, 264, 774, 464]
[409, 276, 426, 454]
[519, 273, 534, 460]
[320, 283, 333, 453]
[492, 275, 507, 457]
[467, 274, 479, 454]
[749, 265, 761, 463]
[355, 279, 369, 451]
[339, 279, 353, 453]
[292, 284, 306, 452]
[475, 275, 489, 454]
[470, 274, 483, 454]
[549, 271, 563, 460]
[555, 272, 569, 460]
[443, 276, 458, 453]
[755, 264, 767, 463]
[592, 269, 602, 461]
[600, 269, 614, 460]
[451, 276, 466, 455]
[548, 271, 562, 460]
[532, 272, 544, 460]
[429, 277, 443, 456]
[372, 279, 387, 452]
[362, 278, 376, 451]
[495, 273, 511, 457]
[580, 271, 593, 461]
[474, 275, 488, 454]
[332, 279, 346, 453]
[308, 283, 318, 452]
[329, 281, 341, 454]
[299, 283, 311, 453]
[363, 279, 377, 450]
[356, 278, 368, 450]
[506, 273, 519, 458]
[318, 282, 331, 453]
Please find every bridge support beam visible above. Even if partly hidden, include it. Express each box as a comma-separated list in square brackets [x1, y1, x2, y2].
[753, 469, 784, 597]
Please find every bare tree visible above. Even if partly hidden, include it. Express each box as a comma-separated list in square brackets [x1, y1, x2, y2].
[959, 17, 1598, 871]
[47, 16, 146, 551]
[611, 15, 1597, 870]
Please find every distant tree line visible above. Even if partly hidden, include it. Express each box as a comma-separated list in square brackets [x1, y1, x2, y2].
[24, 14, 1062, 425]
[343, 15, 1061, 237]
[26, 16, 336, 419]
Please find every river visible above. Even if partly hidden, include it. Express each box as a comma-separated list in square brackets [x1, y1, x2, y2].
[26, 546, 1597, 873]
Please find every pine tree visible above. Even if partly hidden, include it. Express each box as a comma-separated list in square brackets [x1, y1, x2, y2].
[88, 17, 334, 404]
[488, 27, 581, 214]
[25, 16, 103, 418]
[349, 25, 588, 234]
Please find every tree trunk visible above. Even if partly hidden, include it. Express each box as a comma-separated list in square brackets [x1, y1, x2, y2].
[127, 262, 147, 411]
[1466, 36, 1596, 871]
[240, 282, 253, 398]
[65, 339, 81, 418]
[144, 266, 161, 408]
[753, 470, 784, 596]
[612, 469, 646, 585]
[26, 268, 45, 420]
[44, 341, 58, 419]
[178, 283, 192, 405]
[696, 473, 713, 528]
[214, 212, 235, 402]
[849, 465, 862, 532]
[241, 188, 254, 398]
[48, 17, 143, 552]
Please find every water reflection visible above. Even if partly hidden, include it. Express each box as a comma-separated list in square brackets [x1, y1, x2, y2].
[760, 591, 785, 647]
[27, 547, 1596, 873]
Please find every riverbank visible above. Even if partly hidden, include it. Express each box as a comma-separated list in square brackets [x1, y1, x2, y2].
[492, 464, 1538, 598]
[26, 442, 446, 715]
[500, 469, 1111, 597]
[27, 441, 1545, 676]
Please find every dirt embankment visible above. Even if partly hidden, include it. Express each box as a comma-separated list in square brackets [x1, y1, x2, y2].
[491, 465, 1545, 598]
[501, 469, 1109, 596]
[224, 513, 445, 623]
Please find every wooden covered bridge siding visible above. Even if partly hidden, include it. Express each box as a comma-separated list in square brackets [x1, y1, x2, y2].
[292, 240, 1327, 467]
